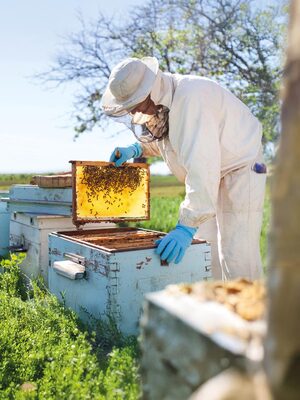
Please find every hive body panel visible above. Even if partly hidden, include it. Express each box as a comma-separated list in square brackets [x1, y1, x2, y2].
[48, 228, 211, 334]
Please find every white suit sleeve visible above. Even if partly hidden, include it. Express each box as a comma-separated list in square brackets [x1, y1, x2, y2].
[174, 94, 221, 228]
[140, 141, 161, 157]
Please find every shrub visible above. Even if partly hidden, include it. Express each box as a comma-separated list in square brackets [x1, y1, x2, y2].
[0, 253, 27, 299]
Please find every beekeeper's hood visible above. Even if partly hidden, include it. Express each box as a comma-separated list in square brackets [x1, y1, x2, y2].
[101, 56, 173, 116]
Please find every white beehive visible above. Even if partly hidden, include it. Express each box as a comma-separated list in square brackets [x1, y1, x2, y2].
[48, 161, 212, 334]
[9, 212, 113, 282]
[48, 227, 211, 335]
[6, 183, 114, 283]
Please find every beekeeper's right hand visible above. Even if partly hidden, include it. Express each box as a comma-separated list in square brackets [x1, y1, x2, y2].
[109, 143, 143, 167]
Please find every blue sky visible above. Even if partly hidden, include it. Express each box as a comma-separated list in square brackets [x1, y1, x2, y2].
[0, 0, 150, 173]
[0, 0, 282, 173]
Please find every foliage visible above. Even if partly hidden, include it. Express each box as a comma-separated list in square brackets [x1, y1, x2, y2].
[0, 253, 27, 300]
[0, 174, 34, 183]
[0, 174, 35, 190]
[39, 0, 286, 147]
[133, 196, 183, 233]
[0, 174, 60, 191]
[0, 255, 140, 400]
[150, 175, 184, 188]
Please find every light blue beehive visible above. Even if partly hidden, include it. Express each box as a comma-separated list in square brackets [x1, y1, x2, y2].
[6, 185, 72, 216]
[48, 228, 211, 335]
[0, 192, 10, 257]
[47, 163, 212, 334]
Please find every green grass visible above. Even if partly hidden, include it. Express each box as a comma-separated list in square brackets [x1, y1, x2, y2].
[150, 175, 185, 197]
[150, 175, 183, 187]
[0, 254, 140, 399]
[0, 174, 36, 190]
[0, 173, 63, 190]
[133, 196, 184, 233]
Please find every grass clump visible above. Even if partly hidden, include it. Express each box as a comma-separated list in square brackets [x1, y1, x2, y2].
[133, 195, 184, 233]
[0, 254, 140, 400]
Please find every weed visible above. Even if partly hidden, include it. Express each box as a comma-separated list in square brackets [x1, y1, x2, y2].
[0, 253, 27, 299]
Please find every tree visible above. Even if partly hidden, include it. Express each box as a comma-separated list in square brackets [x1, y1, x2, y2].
[265, 0, 300, 398]
[40, 0, 286, 148]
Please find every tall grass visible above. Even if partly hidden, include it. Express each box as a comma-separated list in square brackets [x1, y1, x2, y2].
[0, 254, 140, 399]
[133, 196, 183, 233]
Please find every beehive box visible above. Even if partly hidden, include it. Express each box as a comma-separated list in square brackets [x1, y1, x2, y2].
[48, 160, 212, 334]
[9, 212, 113, 282]
[48, 227, 211, 334]
[5, 185, 72, 216]
[140, 280, 266, 400]
[30, 173, 72, 188]
[5, 183, 114, 283]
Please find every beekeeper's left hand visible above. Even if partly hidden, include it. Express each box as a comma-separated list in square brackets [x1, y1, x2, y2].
[155, 223, 197, 264]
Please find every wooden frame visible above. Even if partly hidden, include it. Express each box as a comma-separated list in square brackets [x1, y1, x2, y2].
[70, 160, 150, 227]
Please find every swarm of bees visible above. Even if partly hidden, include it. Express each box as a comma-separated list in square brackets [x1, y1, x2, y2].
[80, 164, 147, 215]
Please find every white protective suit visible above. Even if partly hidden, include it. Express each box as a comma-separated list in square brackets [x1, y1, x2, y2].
[141, 70, 266, 280]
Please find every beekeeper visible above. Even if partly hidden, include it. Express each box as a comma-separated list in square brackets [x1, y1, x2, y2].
[101, 57, 267, 280]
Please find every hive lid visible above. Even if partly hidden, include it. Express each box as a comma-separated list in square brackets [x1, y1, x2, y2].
[30, 173, 72, 188]
[70, 160, 150, 226]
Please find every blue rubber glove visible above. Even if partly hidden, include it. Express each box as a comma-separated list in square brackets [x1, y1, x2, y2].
[155, 223, 197, 264]
[109, 143, 143, 167]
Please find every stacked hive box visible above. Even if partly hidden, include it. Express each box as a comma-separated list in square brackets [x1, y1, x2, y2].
[140, 280, 266, 399]
[3, 182, 113, 283]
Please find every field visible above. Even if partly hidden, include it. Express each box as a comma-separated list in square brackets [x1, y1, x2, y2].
[0, 254, 140, 399]
[0, 174, 37, 190]
[0, 173, 271, 398]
